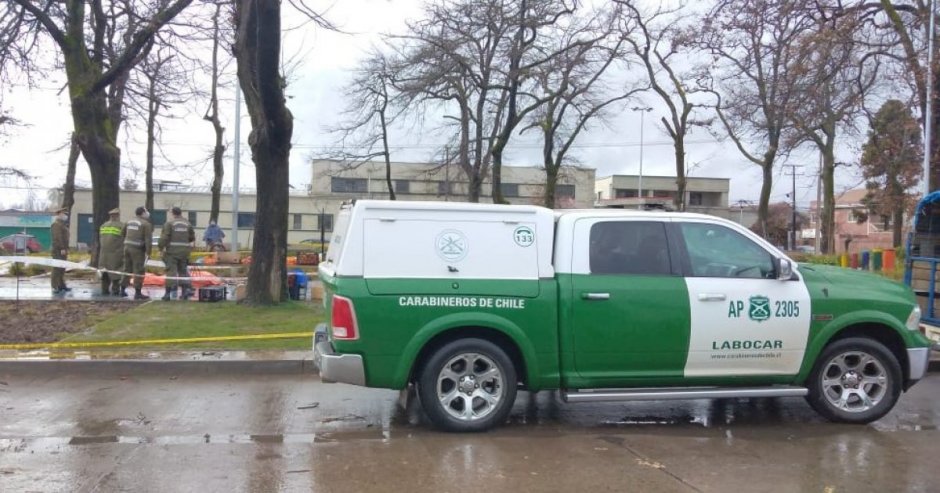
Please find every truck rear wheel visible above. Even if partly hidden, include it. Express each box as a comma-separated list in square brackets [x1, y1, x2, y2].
[417, 338, 517, 432]
[805, 337, 902, 424]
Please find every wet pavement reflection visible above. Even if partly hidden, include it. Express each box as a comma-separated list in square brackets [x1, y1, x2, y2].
[1, 373, 938, 492]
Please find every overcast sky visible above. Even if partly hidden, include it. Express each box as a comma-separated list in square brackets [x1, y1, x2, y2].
[0, 0, 876, 210]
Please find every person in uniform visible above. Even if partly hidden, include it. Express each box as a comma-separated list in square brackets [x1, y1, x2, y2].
[121, 206, 153, 300]
[159, 206, 195, 300]
[98, 208, 125, 296]
[50, 207, 71, 294]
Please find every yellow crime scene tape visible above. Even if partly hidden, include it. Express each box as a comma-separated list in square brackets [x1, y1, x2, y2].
[0, 332, 316, 350]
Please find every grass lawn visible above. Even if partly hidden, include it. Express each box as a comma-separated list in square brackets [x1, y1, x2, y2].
[61, 300, 324, 350]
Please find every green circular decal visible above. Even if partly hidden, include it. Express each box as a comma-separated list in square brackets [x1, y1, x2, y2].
[513, 226, 535, 247]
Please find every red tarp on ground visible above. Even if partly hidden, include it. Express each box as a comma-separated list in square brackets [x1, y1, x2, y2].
[143, 269, 223, 288]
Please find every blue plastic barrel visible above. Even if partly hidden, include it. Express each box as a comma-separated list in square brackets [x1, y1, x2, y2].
[861, 250, 870, 270]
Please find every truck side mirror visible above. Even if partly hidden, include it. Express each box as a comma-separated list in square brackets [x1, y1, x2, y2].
[776, 258, 793, 281]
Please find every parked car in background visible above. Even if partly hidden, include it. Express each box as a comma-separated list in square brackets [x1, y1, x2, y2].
[795, 245, 816, 254]
[0, 234, 42, 253]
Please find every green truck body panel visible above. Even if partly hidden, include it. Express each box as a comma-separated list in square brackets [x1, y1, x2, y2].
[323, 262, 930, 392]
[325, 276, 560, 391]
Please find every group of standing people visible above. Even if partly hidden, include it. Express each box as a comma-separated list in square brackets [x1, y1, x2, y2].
[51, 205, 196, 301]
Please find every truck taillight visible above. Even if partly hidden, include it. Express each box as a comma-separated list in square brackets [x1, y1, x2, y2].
[331, 295, 359, 340]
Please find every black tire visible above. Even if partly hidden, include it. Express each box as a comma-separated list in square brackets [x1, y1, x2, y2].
[417, 338, 517, 432]
[805, 337, 902, 424]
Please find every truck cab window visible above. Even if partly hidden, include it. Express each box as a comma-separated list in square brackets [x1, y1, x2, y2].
[679, 222, 774, 279]
[589, 221, 670, 275]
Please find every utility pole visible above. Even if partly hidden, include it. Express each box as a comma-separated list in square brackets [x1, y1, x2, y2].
[631, 106, 653, 208]
[232, 83, 241, 251]
[783, 164, 803, 250]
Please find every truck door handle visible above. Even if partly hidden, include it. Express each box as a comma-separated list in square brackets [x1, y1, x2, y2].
[582, 292, 610, 300]
[698, 293, 727, 302]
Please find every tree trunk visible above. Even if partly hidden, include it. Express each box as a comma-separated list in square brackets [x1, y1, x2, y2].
[674, 139, 687, 211]
[145, 97, 157, 213]
[71, 91, 122, 255]
[235, 0, 293, 305]
[543, 161, 558, 209]
[931, 72, 940, 191]
[381, 112, 395, 200]
[467, 170, 482, 203]
[61, 133, 79, 212]
[757, 164, 773, 238]
[820, 149, 836, 254]
[208, 2, 225, 223]
[491, 149, 507, 204]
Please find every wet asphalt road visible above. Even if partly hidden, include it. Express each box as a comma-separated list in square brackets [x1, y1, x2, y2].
[1, 374, 938, 493]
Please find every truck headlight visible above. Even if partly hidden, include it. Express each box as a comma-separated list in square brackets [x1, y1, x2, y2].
[906, 306, 922, 331]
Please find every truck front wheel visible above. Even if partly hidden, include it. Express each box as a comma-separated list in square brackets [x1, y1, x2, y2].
[417, 338, 517, 432]
[805, 337, 902, 424]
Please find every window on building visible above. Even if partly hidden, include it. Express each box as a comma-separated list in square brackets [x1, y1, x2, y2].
[556, 184, 576, 200]
[614, 189, 637, 198]
[188, 211, 197, 226]
[318, 213, 334, 232]
[652, 190, 675, 199]
[293, 214, 302, 230]
[394, 180, 410, 194]
[589, 221, 672, 275]
[437, 181, 448, 195]
[501, 183, 520, 198]
[331, 177, 368, 193]
[237, 213, 256, 228]
[689, 192, 704, 206]
[150, 209, 167, 226]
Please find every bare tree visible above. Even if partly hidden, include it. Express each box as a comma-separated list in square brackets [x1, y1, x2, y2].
[488, 0, 579, 204]
[128, 45, 190, 212]
[618, 2, 710, 211]
[329, 49, 404, 199]
[697, 0, 816, 236]
[787, 7, 876, 253]
[203, 1, 233, 223]
[393, 0, 513, 202]
[0, 0, 193, 245]
[525, 14, 631, 208]
[856, 1, 938, 188]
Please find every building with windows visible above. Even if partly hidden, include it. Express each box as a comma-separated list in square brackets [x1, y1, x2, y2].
[594, 174, 730, 217]
[309, 158, 596, 213]
[62, 188, 332, 249]
[808, 188, 908, 254]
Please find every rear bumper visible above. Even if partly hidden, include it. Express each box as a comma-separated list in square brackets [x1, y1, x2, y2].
[313, 336, 366, 387]
[907, 347, 930, 384]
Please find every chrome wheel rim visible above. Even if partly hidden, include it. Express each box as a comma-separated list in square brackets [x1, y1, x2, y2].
[821, 350, 888, 413]
[436, 353, 504, 421]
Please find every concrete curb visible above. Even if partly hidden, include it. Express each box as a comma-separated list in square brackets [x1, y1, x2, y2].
[0, 358, 318, 376]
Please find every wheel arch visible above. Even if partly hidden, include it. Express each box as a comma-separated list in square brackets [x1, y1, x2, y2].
[798, 318, 910, 385]
[392, 313, 539, 391]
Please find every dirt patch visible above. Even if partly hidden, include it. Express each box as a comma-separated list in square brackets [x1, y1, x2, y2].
[0, 301, 140, 343]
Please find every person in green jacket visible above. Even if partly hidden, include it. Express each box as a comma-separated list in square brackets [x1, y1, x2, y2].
[98, 208, 124, 296]
[159, 206, 195, 300]
[121, 206, 153, 300]
[50, 207, 71, 294]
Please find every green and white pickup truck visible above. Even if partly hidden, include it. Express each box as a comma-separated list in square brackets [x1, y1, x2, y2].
[314, 200, 933, 432]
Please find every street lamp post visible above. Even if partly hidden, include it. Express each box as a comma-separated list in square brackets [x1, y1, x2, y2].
[632, 106, 653, 208]
[925, 0, 936, 195]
